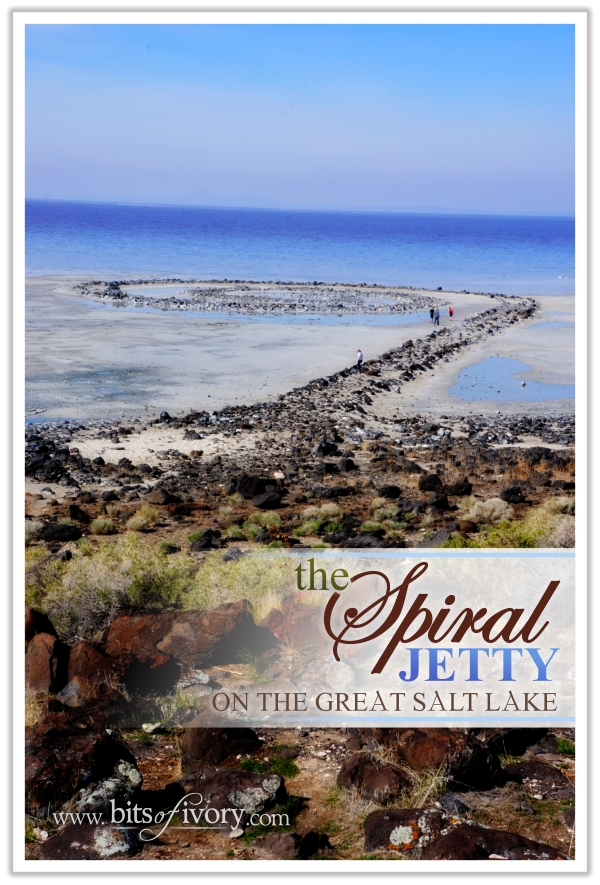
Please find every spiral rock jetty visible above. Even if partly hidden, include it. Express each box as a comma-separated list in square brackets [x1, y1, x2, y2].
[74, 278, 453, 315]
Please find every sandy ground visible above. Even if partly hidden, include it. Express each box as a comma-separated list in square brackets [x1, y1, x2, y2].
[377, 295, 575, 417]
[25, 276, 494, 421]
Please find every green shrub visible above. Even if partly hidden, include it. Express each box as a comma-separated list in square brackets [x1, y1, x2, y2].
[443, 500, 575, 549]
[323, 520, 342, 534]
[242, 522, 263, 540]
[225, 524, 245, 540]
[25, 520, 44, 545]
[247, 511, 282, 528]
[468, 498, 514, 524]
[319, 502, 340, 518]
[126, 514, 150, 532]
[186, 549, 290, 621]
[58, 517, 79, 527]
[267, 540, 284, 549]
[137, 504, 160, 524]
[556, 738, 575, 757]
[374, 505, 398, 521]
[228, 492, 244, 504]
[187, 529, 208, 543]
[371, 497, 388, 511]
[294, 519, 322, 537]
[126, 504, 160, 531]
[239, 756, 299, 778]
[27, 535, 198, 642]
[359, 521, 383, 534]
[90, 517, 118, 535]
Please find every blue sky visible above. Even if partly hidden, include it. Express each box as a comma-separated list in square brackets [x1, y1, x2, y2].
[25, 24, 575, 215]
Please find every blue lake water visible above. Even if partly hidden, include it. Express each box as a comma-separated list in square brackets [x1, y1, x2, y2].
[26, 200, 574, 296]
[448, 356, 574, 403]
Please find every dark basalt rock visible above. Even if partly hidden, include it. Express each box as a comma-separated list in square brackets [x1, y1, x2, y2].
[337, 752, 412, 802]
[26, 709, 138, 812]
[345, 533, 389, 548]
[181, 726, 261, 772]
[418, 473, 442, 491]
[502, 759, 574, 800]
[378, 484, 401, 499]
[178, 767, 286, 829]
[500, 483, 526, 504]
[364, 807, 447, 853]
[41, 824, 142, 860]
[251, 491, 282, 509]
[421, 822, 567, 860]
[258, 830, 330, 859]
[38, 522, 82, 543]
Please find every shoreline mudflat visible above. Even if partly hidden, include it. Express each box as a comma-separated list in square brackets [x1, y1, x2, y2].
[26, 276, 574, 423]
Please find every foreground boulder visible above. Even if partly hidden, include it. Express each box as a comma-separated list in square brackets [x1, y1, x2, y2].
[26, 709, 138, 812]
[25, 632, 69, 693]
[25, 607, 57, 648]
[337, 752, 412, 802]
[503, 759, 574, 800]
[364, 807, 447, 853]
[38, 522, 82, 543]
[257, 831, 330, 859]
[421, 823, 567, 860]
[41, 824, 142, 860]
[180, 768, 286, 830]
[388, 728, 504, 792]
[61, 760, 142, 815]
[474, 727, 549, 757]
[181, 725, 261, 772]
[258, 597, 322, 648]
[102, 600, 277, 673]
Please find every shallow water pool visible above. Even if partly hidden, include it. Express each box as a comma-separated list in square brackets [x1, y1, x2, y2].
[448, 356, 574, 403]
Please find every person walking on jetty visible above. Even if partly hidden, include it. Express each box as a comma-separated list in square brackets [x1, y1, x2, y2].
[356, 349, 364, 372]
[448, 306, 454, 319]
[429, 307, 435, 323]
[433, 308, 440, 326]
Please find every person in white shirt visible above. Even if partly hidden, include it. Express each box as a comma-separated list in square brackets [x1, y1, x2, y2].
[356, 349, 364, 372]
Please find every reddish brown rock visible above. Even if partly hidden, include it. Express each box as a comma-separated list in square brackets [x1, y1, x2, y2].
[337, 752, 412, 802]
[68, 640, 116, 682]
[457, 519, 477, 533]
[421, 823, 567, 860]
[181, 725, 261, 772]
[25, 607, 57, 649]
[55, 676, 123, 708]
[103, 600, 277, 671]
[25, 632, 69, 693]
[258, 608, 285, 635]
[258, 831, 330, 859]
[265, 597, 322, 647]
[389, 728, 504, 792]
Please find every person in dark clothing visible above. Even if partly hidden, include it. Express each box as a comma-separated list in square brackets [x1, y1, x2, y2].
[433, 308, 440, 326]
[429, 307, 435, 323]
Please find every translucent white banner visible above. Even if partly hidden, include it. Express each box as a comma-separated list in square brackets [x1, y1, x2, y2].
[178, 549, 575, 729]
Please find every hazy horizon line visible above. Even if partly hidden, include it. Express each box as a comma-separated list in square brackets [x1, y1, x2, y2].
[26, 196, 575, 221]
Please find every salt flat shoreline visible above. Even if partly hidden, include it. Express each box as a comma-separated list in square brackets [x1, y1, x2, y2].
[25, 275, 574, 426]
